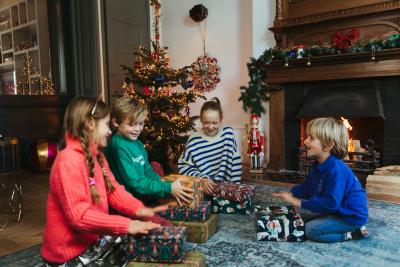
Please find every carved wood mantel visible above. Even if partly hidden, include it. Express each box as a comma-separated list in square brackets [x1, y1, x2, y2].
[266, 0, 400, 170]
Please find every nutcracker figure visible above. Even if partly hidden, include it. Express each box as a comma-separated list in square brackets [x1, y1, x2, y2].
[247, 114, 265, 173]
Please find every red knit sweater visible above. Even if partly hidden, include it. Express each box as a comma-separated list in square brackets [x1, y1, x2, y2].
[41, 134, 144, 263]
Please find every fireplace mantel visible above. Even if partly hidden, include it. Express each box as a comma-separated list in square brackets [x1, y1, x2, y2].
[265, 48, 400, 83]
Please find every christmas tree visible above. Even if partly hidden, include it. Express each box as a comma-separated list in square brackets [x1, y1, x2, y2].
[121, 0, 203, 173]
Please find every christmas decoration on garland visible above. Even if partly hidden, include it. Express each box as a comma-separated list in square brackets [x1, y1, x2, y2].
[331, 29, 359, 51]
[191, 55, 221, 93]
[121, 0, 205, 173]
[239, 32, 400, 116]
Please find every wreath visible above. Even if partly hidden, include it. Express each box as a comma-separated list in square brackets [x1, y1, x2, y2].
[191, 55, 221, 93]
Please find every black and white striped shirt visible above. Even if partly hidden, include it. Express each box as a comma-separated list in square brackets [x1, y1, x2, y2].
[178, 126, 242, 183]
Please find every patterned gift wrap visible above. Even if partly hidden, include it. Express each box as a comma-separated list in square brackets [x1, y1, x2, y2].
[212, 197, 253, 215]
[212, 182, 255, 202]
[126, 251, 206, 267]
[160, 175, 204, 208]
[255, 205, 305, 242]
[125, 226, 187, 263]
[159, 201, 212, 222]
[171, 214, 218, 243]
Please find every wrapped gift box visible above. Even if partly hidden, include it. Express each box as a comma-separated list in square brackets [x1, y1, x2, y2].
[125, 226, 186, 263]
[171, 214, 218, 243]
[212, 182, 255, 202]
[160, 174, 204, 208]
[159, 201, 212, 222]
[126, 251, 206, 267]
[255, 205, 305, 242]
[212, 197, 253, 215]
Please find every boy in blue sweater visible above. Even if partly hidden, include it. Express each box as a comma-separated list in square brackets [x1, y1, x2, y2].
[271, 117, 368, 243]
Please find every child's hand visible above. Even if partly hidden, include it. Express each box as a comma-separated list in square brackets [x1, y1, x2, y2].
[202, 179, 216, 196]
[271, 191, 293, 201]
[271, 191, 301, 207]
[171, 180, 194, 206]
[128, 220, 161, 235]
[136, 205, 168, 217]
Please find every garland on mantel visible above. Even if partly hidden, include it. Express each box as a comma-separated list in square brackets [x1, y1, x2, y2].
[239, 33, 400, 116]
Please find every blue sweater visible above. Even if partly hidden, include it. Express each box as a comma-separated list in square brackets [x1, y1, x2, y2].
[178, 126, 242, 183]
[291, 155, 368, 226]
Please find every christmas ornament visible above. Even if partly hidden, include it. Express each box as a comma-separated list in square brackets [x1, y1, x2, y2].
[155, 74, 165, 82]
[182, 79, 194, 89]
[191, 55, 221, 93]
[152, 109, 161, 116]
[144, 86, 152, 95]
[25, 139, 57, 172]
[295, 45, 305, 58]
[189, 4, 208, 22]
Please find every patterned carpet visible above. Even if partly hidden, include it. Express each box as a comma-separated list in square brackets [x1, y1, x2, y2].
[1, 183, 400, 267]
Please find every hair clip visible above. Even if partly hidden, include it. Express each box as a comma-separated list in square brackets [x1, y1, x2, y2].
[89, 177, 96, 186]
[91, 94, 103, 116]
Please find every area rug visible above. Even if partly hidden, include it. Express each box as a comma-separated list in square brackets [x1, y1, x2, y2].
[1, 183, 400, 267]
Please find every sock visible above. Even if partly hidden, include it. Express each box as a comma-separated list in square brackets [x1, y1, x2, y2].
[345, 232, 352, 240]
[350, 225, 369, 240]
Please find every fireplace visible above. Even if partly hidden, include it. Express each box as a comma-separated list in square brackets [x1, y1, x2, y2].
[271, 76, 400, 185]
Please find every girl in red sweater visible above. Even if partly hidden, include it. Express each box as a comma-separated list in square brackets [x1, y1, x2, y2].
[41, 96, 168, 266]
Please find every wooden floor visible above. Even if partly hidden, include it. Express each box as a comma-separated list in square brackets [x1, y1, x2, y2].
[0, 172, 49, 257]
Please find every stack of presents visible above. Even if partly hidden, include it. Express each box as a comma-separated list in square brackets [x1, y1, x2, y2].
[127, 175, 305, 266]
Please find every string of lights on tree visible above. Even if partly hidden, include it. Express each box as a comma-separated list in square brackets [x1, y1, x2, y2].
[121, 0, 205, 172]
[239, 32, 400, 116]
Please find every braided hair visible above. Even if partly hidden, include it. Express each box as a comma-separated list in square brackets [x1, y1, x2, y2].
[61, 96, 115, 202]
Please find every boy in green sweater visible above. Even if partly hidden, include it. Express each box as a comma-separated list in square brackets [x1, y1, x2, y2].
[105, 96, 193, 206]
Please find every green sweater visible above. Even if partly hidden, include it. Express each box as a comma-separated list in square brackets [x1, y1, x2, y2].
[104, 134, 172, 199]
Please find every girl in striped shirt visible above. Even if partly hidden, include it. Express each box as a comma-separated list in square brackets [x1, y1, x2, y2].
[178, 97, 242, 195]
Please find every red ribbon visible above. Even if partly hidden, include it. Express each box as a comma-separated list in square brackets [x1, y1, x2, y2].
[331, 29, 359, 49]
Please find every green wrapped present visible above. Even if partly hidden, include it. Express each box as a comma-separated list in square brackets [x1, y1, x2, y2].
[171, 214, 218, 243]
[212, 197, 253, 214]
[159, 201, 212, 222]
[126, 251, 206, 267]
[125, 226, 186, 263]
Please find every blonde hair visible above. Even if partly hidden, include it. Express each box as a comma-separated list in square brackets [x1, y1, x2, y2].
[61, 96, 115, 202]
[111, 96, 148, 130]
[306, 117, 349, 159]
